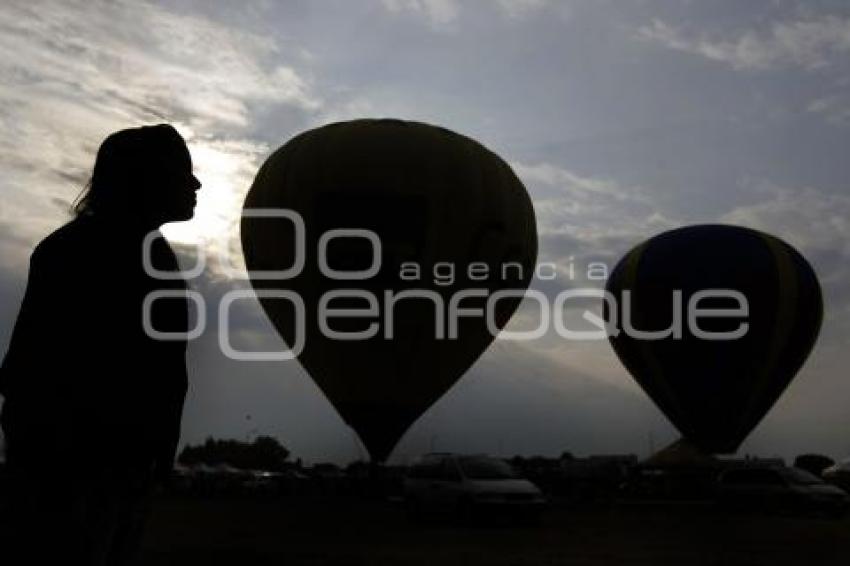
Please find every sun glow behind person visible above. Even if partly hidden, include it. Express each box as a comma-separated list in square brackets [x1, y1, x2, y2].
[159, 123, 268, 277]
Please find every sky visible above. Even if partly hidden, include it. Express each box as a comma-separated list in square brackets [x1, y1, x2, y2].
[0, 0, 849, 464]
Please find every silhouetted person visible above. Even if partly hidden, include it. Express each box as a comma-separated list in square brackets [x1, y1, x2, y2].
[0, 124, 201, 565]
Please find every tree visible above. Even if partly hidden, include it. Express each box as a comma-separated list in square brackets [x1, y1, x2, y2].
[178, 436, 290, 471]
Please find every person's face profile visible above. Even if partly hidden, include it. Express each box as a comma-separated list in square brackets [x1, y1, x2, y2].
[150, 147, 202, 224]
[161, 166, 202, 222]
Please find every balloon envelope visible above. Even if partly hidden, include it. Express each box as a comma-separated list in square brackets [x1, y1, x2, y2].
[241, 119, 537, 461]
[605, 224, 822, 454]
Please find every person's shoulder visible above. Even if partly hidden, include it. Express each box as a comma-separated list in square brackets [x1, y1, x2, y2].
[31, 217, 100, 267]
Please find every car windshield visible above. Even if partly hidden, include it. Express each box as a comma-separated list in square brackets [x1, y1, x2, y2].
[459, 457, 519, 480]
[784, 468, 824, 485]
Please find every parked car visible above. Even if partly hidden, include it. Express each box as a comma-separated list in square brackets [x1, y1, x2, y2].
[240, 470, 284, 495]
[822, 459, 850, 492]
[716, 466, 849, 517]
[404, 453, 546, 520]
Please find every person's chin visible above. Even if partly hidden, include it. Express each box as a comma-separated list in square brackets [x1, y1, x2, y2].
[164, 208, 195, 223]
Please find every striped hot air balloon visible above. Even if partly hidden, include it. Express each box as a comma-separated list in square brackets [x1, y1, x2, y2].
[241, 119, 537, 461]
[605, 224, 823, 454]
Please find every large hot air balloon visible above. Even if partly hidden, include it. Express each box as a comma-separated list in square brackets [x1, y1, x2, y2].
[605, 224, 822, 454]
[241, 119, 537, 461]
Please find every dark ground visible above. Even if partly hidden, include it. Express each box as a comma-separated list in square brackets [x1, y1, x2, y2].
[141, 496, 850, 566]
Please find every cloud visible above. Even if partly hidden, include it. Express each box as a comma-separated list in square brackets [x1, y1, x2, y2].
[637, 16, 850, 71]
[511, 161, 676, 269]
[0, 0, 321, 259]
[719, 181, 850, 258]
[718, 181, 850, 325]
[380, 0, 460, 29]
[1, 0, 848, 461]
[379, 0, 551, 30]
[495, 0, 550, 21]
[500, 161, 676, 376]
[807, 93, 850, 125]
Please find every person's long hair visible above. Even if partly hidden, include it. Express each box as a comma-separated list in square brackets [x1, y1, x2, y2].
[72, 124, 191, 217]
